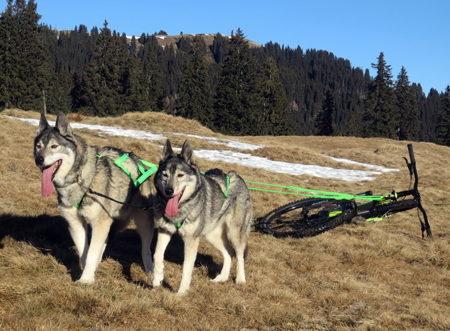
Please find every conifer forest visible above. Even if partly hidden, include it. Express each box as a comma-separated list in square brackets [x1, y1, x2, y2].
[1, 0, 450, 145]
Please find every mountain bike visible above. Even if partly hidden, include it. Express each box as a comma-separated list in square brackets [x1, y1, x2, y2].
[257, 144, 432, 239]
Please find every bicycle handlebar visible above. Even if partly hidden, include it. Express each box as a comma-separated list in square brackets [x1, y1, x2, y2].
[374, 144, 431, 238]
[408, 143, 416, 164]
[406, 144, 432, 238]
[407, 143, 420, 192]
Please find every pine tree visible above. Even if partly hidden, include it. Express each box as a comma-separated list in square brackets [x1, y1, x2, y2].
[140, 40, 165, 111]
[0, 0, 51, 110]
[316, 88, 334, 135]
[130, 35, 137, 57]
[122, 55, 147, 112]
[15, 0, 50, 111]
[260, 56, 296, 135]
[176, 36, 191, 53]
[45, 70, 72, 114]
[158, 42, 185, 113]
[79, 20, 125, 116]
[345, 110, 361, 137]
[214, 28, 264, 135]
[425, 88, 441, 142]
[363, 52, 399, 139]
[395, 66, 419, 141]
[413, 84, 428, 142]
[436, 86, 450, 146]
[0, 0, 17, 109]
[178, 36, 214, 127]
[210, 33, 229, 64]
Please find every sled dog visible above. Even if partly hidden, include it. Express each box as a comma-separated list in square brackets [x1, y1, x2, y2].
[34, 112, 154, 284]
[152, 139, 253, 294]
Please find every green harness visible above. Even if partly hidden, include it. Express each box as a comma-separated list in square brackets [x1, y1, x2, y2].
[75, 153, 158, 208]
[114, 153, 158, 187]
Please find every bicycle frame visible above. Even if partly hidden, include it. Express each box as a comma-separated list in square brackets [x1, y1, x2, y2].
[351, 144, 431, 237]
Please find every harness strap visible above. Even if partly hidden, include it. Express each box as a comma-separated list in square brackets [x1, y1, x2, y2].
[75, 195, 84, 209]
[75, 153, 157, 208]
[224, 175, 230, 198]
[86, 187, 160, 211]
[113, 153, 158, 187]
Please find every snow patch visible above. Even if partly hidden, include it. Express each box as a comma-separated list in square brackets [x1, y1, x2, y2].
[11, 116, 398, 182]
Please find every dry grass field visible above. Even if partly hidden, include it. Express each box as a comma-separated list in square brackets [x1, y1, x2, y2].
[0, 109, 449, 331]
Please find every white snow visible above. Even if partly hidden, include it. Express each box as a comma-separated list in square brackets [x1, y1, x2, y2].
[322, 155, 399, 173]
[8, 117, 165, 142]
[165, 132, 264, 150]
[10, 116, 399, 182]
[194, 149, 385, 181]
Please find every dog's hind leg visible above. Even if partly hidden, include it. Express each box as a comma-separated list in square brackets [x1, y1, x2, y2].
[228, 230, 247, 284]
[134, 209, 154, 274]
[77, 218, 111, 284]
[178, 236, 200, 295]
[152, 229, 172, 288]
[205, 223, 234, 283]
[234, 242, 247, 284]
[60, 207, 89, 269]
[228, 205, 252, 285]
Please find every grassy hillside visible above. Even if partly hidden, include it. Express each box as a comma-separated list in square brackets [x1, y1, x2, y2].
[0, 109, 449, 330]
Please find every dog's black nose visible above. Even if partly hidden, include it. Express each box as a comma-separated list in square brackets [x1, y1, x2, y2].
[35, 156, 44, 166]
[165, 188, 174, 196]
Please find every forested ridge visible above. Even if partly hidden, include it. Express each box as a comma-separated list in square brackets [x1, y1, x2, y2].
[1, 0, 450, 145]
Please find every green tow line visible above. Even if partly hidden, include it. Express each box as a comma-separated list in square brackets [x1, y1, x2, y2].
[244, 180, 386, 202]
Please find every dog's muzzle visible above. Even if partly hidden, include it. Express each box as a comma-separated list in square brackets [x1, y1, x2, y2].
[35, 155, 45, 167]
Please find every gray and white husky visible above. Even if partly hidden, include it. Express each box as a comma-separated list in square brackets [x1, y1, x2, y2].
[34, 112, 154, 284]
[152, 139, 253, 294]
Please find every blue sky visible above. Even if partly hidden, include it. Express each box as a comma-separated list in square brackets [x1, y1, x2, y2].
[7, 0, 450, 94]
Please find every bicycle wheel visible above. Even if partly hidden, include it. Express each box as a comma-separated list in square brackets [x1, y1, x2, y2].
[257, 198, 355, 238]
[363, 199, 418, 219]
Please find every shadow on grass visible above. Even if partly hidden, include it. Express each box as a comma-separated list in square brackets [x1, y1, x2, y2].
[0, 213, 222, 287]
[0, 213, 81, 280]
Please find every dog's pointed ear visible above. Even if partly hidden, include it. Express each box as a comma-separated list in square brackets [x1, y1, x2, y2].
[55, 112, 73, 137]
[160, 139, 175, 163]
[38, 111, 50, 134]
[180, 140, 195, 165]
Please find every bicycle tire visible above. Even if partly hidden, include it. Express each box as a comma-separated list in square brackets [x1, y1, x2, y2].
[363, 199, 418, 219]
[257, 198, 355, 238]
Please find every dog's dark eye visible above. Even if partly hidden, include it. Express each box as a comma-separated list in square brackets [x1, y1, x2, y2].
[177, 173, 184, 178]
[51, 145, 58, 149]
[36, 144, 41, 149]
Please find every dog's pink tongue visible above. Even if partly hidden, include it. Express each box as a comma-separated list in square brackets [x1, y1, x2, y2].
[41, 163, 56, 197]
[165, 192, 182, 217]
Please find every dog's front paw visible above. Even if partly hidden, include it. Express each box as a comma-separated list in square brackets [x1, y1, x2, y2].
[235, 275, 246, 285]
[211, 274, 229, 283]
[76, 276, 95, 285]
[152, 273, 163, 288]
